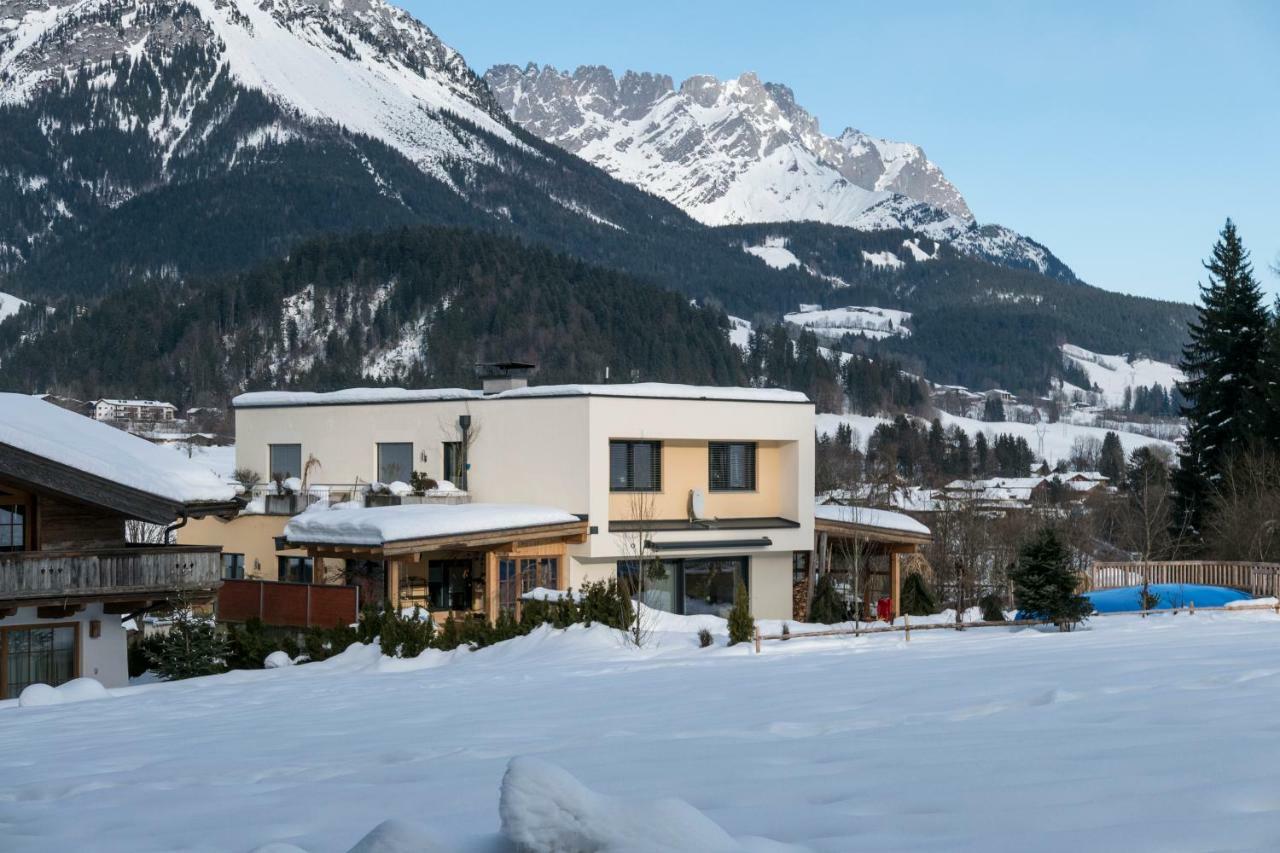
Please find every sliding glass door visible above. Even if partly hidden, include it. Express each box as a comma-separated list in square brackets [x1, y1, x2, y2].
[3, 625, 77, 699]
[617, 557, 747, 617]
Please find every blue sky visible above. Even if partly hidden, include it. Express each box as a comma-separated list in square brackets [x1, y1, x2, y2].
[410, 1, 1279, 305]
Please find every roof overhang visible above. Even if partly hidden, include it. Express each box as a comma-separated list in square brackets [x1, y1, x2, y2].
[291, 519, 590, 558]
[0, 442, 240, 525]
[815, 517, 932, 547]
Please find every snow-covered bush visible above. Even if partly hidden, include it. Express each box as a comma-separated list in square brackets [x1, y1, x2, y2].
[698, 628, 713, 648]
[727, 584, 754, 646]
[808, 573, 845, 624]
[980, 593, 1006, 622]
[146, 608, 229, 681]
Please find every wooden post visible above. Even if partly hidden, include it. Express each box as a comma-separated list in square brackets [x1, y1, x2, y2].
[387, 559, 401, 611]
[904, 611, 910, 643]
[1190, 600, 1195, 615]
[754, 625, 761, 654]
[890, 550, 902, 619]
[485, 551, 499, 625]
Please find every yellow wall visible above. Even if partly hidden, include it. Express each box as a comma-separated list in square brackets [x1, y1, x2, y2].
[178, 515, 301, 582]
[607, 440, 788, 521]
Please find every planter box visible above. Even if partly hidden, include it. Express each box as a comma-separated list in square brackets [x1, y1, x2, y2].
[365, 493, 470, 508]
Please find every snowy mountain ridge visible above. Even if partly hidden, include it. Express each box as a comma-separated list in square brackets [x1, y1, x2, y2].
[484, 63, 1073, 281]
[0, 0, 519, 182]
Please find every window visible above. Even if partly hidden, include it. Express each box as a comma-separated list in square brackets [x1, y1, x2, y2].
[609, 441, 661, 491]
[3, 625, 77, 699]
[0, 503, 25, 553]
[277, 556, 313, 584]
[520, 558, 559, 593]
[709, 442, 756, 491]
[377, 442, 414, 484]
[269, 444, 302, 480]
[222, 553, 246, 580]
[442, 441, 466, 488]
[617, 557, 747, 618]
[427, 559, 474, 611]
[499, 558, 518, 613]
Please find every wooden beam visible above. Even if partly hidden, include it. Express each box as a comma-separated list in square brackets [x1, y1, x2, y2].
[485, 551, 499, 625]
[37, 604, 85, 619]
[890, 551, 902, 620]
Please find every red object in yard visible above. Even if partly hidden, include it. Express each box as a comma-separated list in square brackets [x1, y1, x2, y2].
[876, 597, 893, 622]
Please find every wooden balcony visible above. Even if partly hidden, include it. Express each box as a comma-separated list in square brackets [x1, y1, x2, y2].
[0, 546, 222, 606]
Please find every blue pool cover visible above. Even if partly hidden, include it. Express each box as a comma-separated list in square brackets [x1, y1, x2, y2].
[1085, 583, 1252, 613]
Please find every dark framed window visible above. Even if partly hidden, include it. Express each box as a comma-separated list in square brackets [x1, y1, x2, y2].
[0, 503, 26, 553]
[277, 556, 313, 584]
[222, 553, 246, 580]
[610, 440, 662, 491]
[377, 442, 414, 483]
[442, 441, 466, 489]
[709, 442, 756, 491]
[427, 559, 474, 611]
[269, 444, 302, 480]
[2, 624, 77, 699]
[617, 557, 747, 618]
[499, 559, 518, 613]
[519, 557, 559, 593]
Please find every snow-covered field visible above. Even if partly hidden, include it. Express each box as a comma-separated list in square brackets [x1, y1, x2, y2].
[785, 305, 912, 340]
[4, 611, 1280, 851]
[0, 289, 29, 322]
[818, 410, 1175, 464]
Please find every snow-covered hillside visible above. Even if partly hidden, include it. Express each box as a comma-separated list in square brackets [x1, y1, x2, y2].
[819, 409, 1175, 464]
[3, 611, 1280, 850]
[785, 305, 912, 340]
[0, 290, 28, 322]
[1061, 343, 1185, 406]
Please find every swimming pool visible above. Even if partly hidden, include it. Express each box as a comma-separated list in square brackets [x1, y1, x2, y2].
[1084, 583, 1251, 613]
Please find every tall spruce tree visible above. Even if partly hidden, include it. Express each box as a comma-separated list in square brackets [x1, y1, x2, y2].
[1010, 528, 1092, 631]
[1255, 297, 1280, 450]
[1098, 431, 1126, 482]
[1173, 219, 1269, 540]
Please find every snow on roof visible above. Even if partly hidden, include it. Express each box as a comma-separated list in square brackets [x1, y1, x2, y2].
[814, 504, 931, 537]
[489, 383, 810, 403]
[284, 503, 581, 546]
[235, 383, 810, 408]
[0, 394, 237, 505]
[95, 398, 176, 408]
[233, 388, 481, 408]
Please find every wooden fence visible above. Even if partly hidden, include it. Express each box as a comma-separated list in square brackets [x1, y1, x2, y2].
[1086, 561, 1280, 598]
[217, 579, 359, 629]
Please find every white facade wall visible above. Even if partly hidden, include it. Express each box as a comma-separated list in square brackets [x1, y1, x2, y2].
[0, 603, 129, 691]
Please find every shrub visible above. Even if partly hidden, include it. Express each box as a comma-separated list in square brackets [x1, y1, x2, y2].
[900, 572, 938, 616]
[727, 584, 754, 646]
[1139, 584, 1161, 611]
[578, 579, 633, 630]
[781, 623, 791, 641]
[128, 633, 165, 678]
[697, 628, 713, 648]
[979, 593, 1006, 623]
[808, 573, 846, 624]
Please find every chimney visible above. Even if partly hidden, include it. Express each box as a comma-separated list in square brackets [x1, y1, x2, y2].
[477, 361, 536, 394]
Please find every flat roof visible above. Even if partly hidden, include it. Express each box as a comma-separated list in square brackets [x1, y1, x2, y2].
[284, 503, 582, 547]
[814, 505, 932, 538]
[234, 383, 810, 409]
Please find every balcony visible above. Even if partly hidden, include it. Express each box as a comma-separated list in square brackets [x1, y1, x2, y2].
[0, 546, 222, 605]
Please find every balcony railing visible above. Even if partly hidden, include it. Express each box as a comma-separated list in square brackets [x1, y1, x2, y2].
[0, 546, 222, 602]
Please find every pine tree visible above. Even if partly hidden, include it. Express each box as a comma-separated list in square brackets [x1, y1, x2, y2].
[146, 607, 230, 680]
[1098, 431, 1125, 482]
[899, 572, 937, 616]
[1174, 219, 1269, 539]
[808, 573, 845, 624]
[974, 431, 990, 476]
[726, 583, 755, 645]
[1010, 528, 1092, 631]
[1255, 298, 1280, 451]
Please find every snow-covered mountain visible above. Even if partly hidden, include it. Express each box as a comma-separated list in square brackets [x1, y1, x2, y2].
[484, 63, 1073, 280]
[0, 0, 516, 178]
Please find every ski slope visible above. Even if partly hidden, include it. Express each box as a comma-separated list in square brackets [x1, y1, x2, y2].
[3, 611, 1280, 851]
[1061, 343, 1184, 407]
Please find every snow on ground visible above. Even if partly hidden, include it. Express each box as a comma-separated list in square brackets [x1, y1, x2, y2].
[0, 289, 29, 322]
[818, 409, 1175, 464]
[1061, 343, 1185, 407]
[784, 305, 912, 340]
[4, 611, 1280, 851]
[742, 236, 801, 270]
[727, 315, 753, 350]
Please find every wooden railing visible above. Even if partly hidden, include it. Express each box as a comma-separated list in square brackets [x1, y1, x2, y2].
[0, 546, 222, 600]
[1087, 561, 1280, 598]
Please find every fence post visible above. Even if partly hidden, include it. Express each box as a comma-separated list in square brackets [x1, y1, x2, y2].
[753, 626, 761, 655]
[1190, 600, 1195, 615]
[904, 612, 910, 643]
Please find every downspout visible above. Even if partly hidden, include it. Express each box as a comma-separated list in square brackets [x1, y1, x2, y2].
[162, 511, 189, 545]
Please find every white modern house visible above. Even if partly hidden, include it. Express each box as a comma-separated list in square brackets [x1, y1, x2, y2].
[181, 368, 815, 621]
[90, 398, 178, 423]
